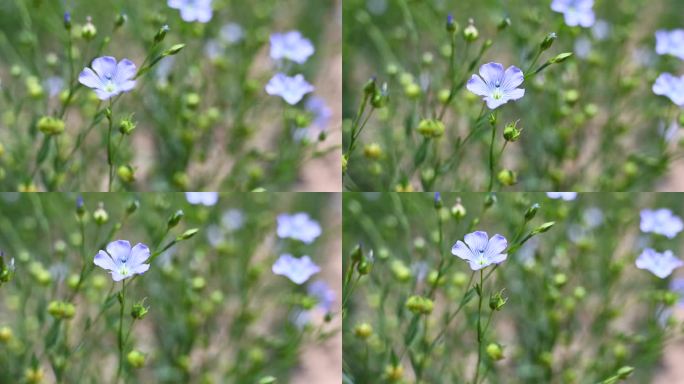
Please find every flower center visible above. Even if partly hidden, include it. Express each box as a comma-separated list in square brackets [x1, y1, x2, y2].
[119, 265, 130, 276]
[492, 88, 504, 100]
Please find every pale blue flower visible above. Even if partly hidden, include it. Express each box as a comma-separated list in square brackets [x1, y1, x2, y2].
[45, 77, 64, 97]
[94, 240, 150, 281]
[78, 56, 136, 100]
[670, 277, 684, 306]
[272, 254, 320, 284]
[308, 280, 336, 312]
[276, 212, 321, 244]
[653, 73, 684, 106]
[294, 96, 333, 140]
[591, 20, 610, 41]
[265, 73, 314, 105]
[640, 208, 684, 238]
[221, 209, 244, 231]
[270, 31, 315, 64]
[451, 231, 508, 271]
[655, 29, 684, 60]
[220, 23, 244, 44]
[185, 192, 219, 206]
[467, 63, 525, 110]
[636, 248, 683, 278]
[168, 0, 213, 23]
[546, 192, 578, 201]
[551, 0, 595, 28]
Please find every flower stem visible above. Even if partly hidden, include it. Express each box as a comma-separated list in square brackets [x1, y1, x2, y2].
[487, 121, 497, 192]
[473, 270, 484, 384]
[106, 101, 115, 192]
[116, 279, 127, 383]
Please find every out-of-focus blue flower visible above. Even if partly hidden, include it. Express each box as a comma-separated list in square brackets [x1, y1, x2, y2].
[78, 56, 136, 100]
[168, 0, 212, 23]
[640, 208, 684, 238]
[221, 209, 244, 231]
[467, 63, 525, 110]
[653, 73, 684, 106]
[272, 254, 321, 284]
[294, 96, 333, 141]
[670, 277, 684, 306]
[308, 280, 336, 312]
[574, 37, 592, 59]
[45, 76, 64, 97]
[270, 31, 315, 64]
[276, 212, 322, 244]
[185, 192, 219, 206]
[591, 20, 610, 41]
[265, 73, 314, 105]
[656, 29, 684, 60]
[546, 192, 578, 201]
[220, 23, 244, 44]
[451, 231, 508, 271]
[551, 0, 595, 28]
[94, 240, 150, 281]
[636, 248, 683, 278]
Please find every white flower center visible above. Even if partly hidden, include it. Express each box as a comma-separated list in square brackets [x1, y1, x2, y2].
[492, 88, 504, 100]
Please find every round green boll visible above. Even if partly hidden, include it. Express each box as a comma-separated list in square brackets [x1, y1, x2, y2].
[404, 83, 421, 99]
[463, 23, 479, 41]
[184, 93, 201, 109]
[81, 20, 97, 40]
[503, 122, 521, 142]
[93, 206, 109, 225]
[497, 169, 517, 186]
[417, 119, 445, 139]
[354, 322, 373, 340]
[486, 343, 504, 361]
[117, 165, 135, 183]
[127, 350, 146, 368]
[37, 116, 65, 135]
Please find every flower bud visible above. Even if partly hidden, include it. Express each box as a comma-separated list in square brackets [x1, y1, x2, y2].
[405, 295, 434, 315]
[177, 228, 199, 240]
[24, 367, 44, 384]
[550, 52, 573, 64]
[184, 93, 201, 109]
[451, 199, 467, 219]
[391, 260, 411, 282]
[616, 366, 634, 379]
[115, 13, 127, 28]
[0, 326, 13, 343]
[486, 343, 504, 360]
[540, 32, 557, 51]
[167, 210, 184, 229]
[363, 77, 377, 96]
[37, 116, 65, 135]
[417, 119, 445, 139]
[484, 193, 497, 208]
[127, 350, 146, 368]
[162, 44, 186, 57]
[532, 221, 555, 234]
[384, 365, 404, 381]
[63, 12, 72, 30]
[131, 300, 149, 320]
[497, 17, 511, 31]
[354, 322, 373, 340]
[497, 169, 517, 186]
[117, 165, 135, 183]
[258, 376, 277, 384]
[119, 117, 136, 134]
[47, 301, 75, 319]
[81, 17, 97, 40]
[154, 24, 169, 44]
[93, 204, 109, 225]
[525, 203, 540, 221]
[446, 14, 458, 33]
[363, 143, 383, 160]
[434, 192, 443, 209]
[503, 121, 521, 142]
[463, 19, 479, 41]
[489, 289, 508, 311]
[126, 199, 140, 214]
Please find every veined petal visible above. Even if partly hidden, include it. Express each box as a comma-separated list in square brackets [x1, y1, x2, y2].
[504, 88, 525, 102]
[115, 59, 137, 84]
[129, 243, 151, 267]
[94, 250, 117, 271]
[501, 66, 524, 91]
[91, 56, 117, 79]
[464, 231, 489, 253]
[485, 234, 507, 258]
[479, 63, 504, 86]
[466, 75, 490, 96]
[451, 240, 475, 261]
[106, 240, 131, 264]
[78, 68, 103, 89]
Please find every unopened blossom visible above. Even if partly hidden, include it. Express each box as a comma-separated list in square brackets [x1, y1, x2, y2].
[467, 63, 525, 110]
[272, 254, 320, 284]
[168, 0, 213, 23]
[78, 56, 136, 100]
[451, 231, 508, 271]
[270, 31, 315, 64]
[185, 192, 219, 206]
[94, 240, 150, 281]
[551, 0, 595, 28]
[276, 212, 321, 244]
[265, 73, 314, 105]
[547, 192, 578, 201]
[636, 248, 683, 278]
[655, 29, 684, 60]
[640, 208, 684, 238]
[653, 73, 684, 106]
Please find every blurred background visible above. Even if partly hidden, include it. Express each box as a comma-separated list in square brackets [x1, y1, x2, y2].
[0, 0, 341, 191]
[0, 192, 341, 383]
[343, 192, 684, 383]
[342, 0, 684, 191]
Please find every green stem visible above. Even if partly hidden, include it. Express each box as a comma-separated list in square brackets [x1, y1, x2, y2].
[473, 270, 484, 384]
[116, 279, 127, 383]
[487, 121, 497, 192]
[106, 101, 115, 191]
